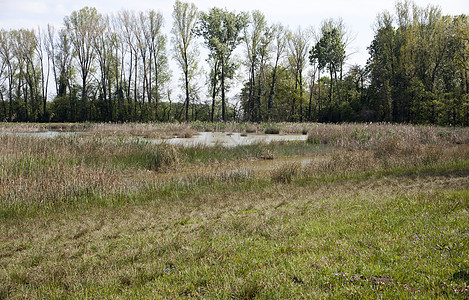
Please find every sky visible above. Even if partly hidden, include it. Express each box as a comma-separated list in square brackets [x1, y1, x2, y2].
[0, 0, 468, 98]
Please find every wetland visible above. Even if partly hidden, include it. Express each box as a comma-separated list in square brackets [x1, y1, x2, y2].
[1, 122, 469, 299]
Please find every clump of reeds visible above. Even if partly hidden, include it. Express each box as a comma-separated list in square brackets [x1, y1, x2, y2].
[146, 144, 181, 171]
[258, 150, 275, 160]
[0, 123, 46, 132]
[81, 122, 197, 139]
[245, 126, 258, 134]
[305, 136, 468, 177]
[270, 162, 300, 184]
[264, 127, 280, 134]
[176, 168, 253, 188]
[173, 127, 196, 138]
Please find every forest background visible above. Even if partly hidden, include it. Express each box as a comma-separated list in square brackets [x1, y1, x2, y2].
[0, 0, 468, 125]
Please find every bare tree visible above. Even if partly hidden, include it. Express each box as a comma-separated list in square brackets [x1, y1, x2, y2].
[141, 10, 166, 120]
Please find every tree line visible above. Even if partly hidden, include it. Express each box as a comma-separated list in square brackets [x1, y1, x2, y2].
[0, 0, 468, 124]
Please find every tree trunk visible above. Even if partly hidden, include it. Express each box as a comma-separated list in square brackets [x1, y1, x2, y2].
[211, 75, 216, 122]
[221, 56, 226, 122]
[267, 68, 277, 120]
[318, 70, 322, 119]
[334, 69, 342, 106]
[248, 64, 255, 121]
[329, 68, 333, 105]
[134, 50, 138, 121]
[299, 70, 303, 122]
[308, 73, 315, 121]
[0, 91, 5, 119]
[184, 55, 190, 122]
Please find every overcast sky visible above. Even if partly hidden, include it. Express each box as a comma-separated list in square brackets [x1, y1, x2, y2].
[0, 0, 467, 98]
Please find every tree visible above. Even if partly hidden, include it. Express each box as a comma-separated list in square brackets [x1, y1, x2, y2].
[36, 27, 50, 120]
[267, 24, 287, 120]
[172, 0, 199, 121]
[287, 27, 310, 121]
[0, 30, 17, 120]
[243, 10, 266, 121]
[64, 7, 101, 121]
[311, 20, 345, 107]
[198, 8, 248, 121]
[92, 14, 115, 121]
[142, 10, 167, 120]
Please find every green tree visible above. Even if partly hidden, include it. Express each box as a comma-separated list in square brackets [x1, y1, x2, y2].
[198, 8, 248, 121]
[310, 21, 345, 107]
[64, 7, 101, 121]
[172, 0, 199, 121]
[287, 27, 310, 121]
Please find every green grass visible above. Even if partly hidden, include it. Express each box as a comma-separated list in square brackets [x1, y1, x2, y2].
[1, 122, 468, 298]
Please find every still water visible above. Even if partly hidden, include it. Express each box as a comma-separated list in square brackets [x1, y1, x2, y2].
[153, 132, 307, 147]
[1, 131, 307, 147]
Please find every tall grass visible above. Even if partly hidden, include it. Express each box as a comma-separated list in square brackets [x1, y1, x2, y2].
[0, 135, 181, 212]
[307, 123, 469, 148]
[2, 123, 468, 213]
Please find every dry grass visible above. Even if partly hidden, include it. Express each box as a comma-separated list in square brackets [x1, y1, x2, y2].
[306, 142, 469, 176]
[0, 135, 183, 208]
[307, 123, 469, 148]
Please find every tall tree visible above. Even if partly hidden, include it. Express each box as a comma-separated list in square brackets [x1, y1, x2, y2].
[287, 27, 310, 121]
[267, 24, 287, 120]
[0, 30, 17, 120]
[243, 10, 266, 121]
[198, 8, 248, 121]
[92, 14, 115, 121]
[172, 0, 199, 121]
[311, 20, 346, 107]
[142, 10, 166, 120]
[64, 7, 101, 121]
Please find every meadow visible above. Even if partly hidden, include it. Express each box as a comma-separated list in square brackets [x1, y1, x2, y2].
[1, 122, 468, 299]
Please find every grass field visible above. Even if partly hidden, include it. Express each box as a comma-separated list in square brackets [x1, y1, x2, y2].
[1, 122, 469, 299]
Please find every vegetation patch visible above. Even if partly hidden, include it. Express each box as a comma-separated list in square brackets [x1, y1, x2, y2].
[0, 122, 468, 298]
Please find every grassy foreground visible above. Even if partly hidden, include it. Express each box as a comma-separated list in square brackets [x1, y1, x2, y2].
[1, 123, 469, 299]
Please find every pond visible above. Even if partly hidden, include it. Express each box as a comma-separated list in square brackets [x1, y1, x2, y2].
[1, 131, 308, 147]
[152, 132, 308, 147]
[0, 131, 77, 138]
